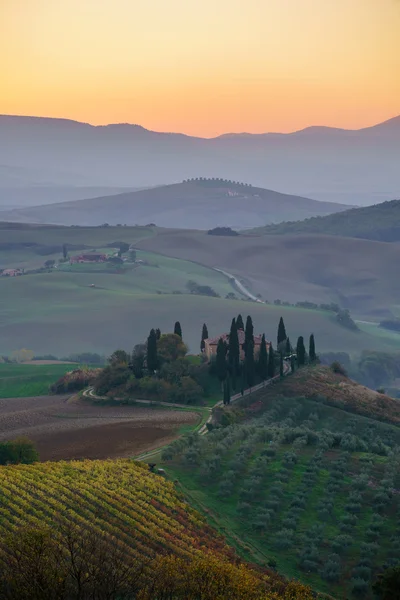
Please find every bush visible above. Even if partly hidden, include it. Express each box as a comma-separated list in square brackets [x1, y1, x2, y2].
[331, 534, 353, 553]
[352, 566, 372, 581]
[331, 361, 348, 376]
[93, 365, 131, 396]
[320, 555, 341, 582]
[351, 577, 369, 596]
[0, 437, 38, 465]
[51, 368, 101, 394]
[274, 529, 294, 550]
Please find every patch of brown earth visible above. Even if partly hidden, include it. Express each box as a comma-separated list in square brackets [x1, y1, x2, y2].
[0, 395, 198, 460]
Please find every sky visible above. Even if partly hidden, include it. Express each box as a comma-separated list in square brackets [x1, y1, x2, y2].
[1, 0, 399, 137]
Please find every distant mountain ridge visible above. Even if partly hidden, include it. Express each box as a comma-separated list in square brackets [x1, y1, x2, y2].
[248, 199, 400, 242]
[2, 113, 399, 138]
[0, 180, 349, 229]
[1, 114, 399, 207]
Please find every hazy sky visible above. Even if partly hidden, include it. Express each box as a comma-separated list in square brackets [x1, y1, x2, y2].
[1, 0, 399, 136]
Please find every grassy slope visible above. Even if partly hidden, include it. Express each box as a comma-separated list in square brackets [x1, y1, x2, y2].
[0, 270, 397, 357]
[163, 375, 400, 598]
[0, 363, 80, 398]
[136, 228, 400, 318]
[246, 199, 400, 242]
[0, 224, 154, 270]
[1, 224, 399, 356]
[245, 365, 400, 426]
[0, 181, 347, 229]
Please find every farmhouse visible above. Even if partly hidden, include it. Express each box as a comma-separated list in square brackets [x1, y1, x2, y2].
[204, 329, 270, 361]
[70, 253, 107, 264]
[1, 268, 22, 277]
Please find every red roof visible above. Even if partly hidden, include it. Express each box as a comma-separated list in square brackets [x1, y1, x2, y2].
[206, 330, 265, 346]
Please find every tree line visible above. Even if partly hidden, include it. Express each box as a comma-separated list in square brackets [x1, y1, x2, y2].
[206, 314, 317, 405]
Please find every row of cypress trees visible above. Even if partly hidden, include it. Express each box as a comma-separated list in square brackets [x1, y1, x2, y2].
[208, 314, 317, 404]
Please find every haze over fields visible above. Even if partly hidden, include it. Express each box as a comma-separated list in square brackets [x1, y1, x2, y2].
[0, 114, 399, 208]
[0, 180, 349, 229]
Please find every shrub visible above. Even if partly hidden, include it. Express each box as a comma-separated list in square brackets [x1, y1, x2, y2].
[351, 577, 369, 597]
[332, 534, 353, 553]
[274, 529, 294, 550]
[320, 555, 341, 582]
[0, 437, 38, 465]
[331, 360, 348, 376]
[51, 368, 101, 394]
[352, 566, 372, 581]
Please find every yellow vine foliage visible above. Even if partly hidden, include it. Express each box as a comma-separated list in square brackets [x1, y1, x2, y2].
[0, 459, 320, 599]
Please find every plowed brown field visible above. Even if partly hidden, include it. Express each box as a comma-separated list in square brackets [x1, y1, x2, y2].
[0, 395, 198, 460]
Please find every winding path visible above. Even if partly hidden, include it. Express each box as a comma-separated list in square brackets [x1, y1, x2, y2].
[213, 267, 264, 303]
[84, 360, 290, 461]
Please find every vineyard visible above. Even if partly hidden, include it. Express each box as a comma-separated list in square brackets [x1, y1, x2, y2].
[0, 459, 228, 561]
[163, 396, 400, 598]
[0, 458, 325, 599]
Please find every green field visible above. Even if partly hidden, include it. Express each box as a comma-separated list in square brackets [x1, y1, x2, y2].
[0, 363, 80, 398]
[162, 395, 400, 598]
[0, 258, 398, 358]
[1, 222, 399, 358]
[0, 225, 155, 270]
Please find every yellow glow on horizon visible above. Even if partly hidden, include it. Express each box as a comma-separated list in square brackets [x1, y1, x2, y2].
[1, 0, 399, 136]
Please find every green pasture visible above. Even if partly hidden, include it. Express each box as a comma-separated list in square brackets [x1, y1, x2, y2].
[357, 322, 400, 348]
[0, 363, 79, 398]
[0, 225, 154, 270]
[0, 266, 397, 358]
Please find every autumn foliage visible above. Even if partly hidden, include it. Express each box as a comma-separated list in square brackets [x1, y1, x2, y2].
[0, 459, 318, 599]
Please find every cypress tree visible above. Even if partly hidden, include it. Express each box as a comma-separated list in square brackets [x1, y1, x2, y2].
[245, 339, 255, 387]
[258, 334, 268, 381]
[296, 336, 306, 366]
[285, 337, 291, 355]
[146, 329, 158, 373]
[268, 343, 275, 378]
[216, 338, 228, 382]
[236, 314, 244, 330]
[280, 353, 284, 378]
[244, 315, 254, 357]
[174, 321, 182, 339]
[228, 318, 240, 371]
[155, 328, 161, 340]
[309, 334, 316, 362]
[200, 323, 208, 353]
[245, 315, 254, 345]
[291, 354, 296, 373]
[277, 316, 287, 347]
[223, 376, 231, 405]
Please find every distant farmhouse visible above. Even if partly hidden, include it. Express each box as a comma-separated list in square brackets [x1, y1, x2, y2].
[204, 328, 270, 361]
[1, 268, 22, 277]
[70, 253, 107, 264]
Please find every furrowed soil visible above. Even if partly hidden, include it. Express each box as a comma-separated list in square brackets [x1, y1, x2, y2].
[0, 395, 198, 461]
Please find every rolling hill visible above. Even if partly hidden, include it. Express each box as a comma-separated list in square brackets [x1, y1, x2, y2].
[0, 180, 349, 229]
[163, 368, 400, 598]
[1, 223, 400, 358]
[136, 228, 400, 317]
[1, 113, 399, 206]
[248, 199, 400, 241]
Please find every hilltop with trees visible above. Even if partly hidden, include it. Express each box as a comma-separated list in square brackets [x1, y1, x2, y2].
[249, 199, 400, 242]
[92, 314, 317, 406]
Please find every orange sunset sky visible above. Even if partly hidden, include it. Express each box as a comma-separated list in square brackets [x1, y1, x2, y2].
[1, 0, 399, 137]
